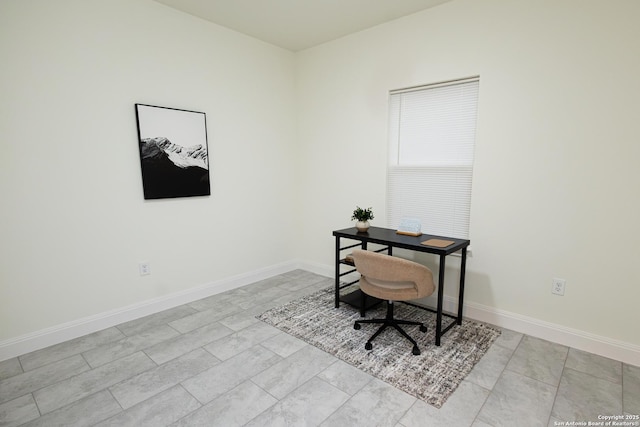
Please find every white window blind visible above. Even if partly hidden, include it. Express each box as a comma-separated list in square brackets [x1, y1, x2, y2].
[387, 77, 479, 239]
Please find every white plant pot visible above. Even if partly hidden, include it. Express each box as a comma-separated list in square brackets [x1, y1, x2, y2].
[356, 220, 370, 232]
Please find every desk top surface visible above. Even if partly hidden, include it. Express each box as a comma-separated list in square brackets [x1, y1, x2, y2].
[333, 226, 470, 255]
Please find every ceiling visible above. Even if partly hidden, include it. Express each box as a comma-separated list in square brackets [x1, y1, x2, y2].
[153, 0, 453, 52]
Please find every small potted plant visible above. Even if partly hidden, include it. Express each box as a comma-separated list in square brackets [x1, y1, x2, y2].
[352, 206, 374, 232]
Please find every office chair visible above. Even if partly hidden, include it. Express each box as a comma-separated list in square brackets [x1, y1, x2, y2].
[351, 249, 435, 355]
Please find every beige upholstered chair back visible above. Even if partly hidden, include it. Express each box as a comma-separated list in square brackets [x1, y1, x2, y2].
[352, 249, 435, 301]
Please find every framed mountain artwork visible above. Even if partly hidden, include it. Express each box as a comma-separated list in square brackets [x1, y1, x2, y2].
[135, 104, 211, 200]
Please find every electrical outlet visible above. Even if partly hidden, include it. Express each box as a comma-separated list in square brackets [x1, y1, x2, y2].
[551, 278, 565, 296]
[139, 262, 150, 276]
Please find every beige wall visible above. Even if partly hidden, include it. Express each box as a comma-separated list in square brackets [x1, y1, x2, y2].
[1, 0, 639, 358]
[296, 0, 640, 345]
[0, 0, 298, 341]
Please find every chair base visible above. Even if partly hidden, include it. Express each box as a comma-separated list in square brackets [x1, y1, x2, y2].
[354, 301, 427, 355]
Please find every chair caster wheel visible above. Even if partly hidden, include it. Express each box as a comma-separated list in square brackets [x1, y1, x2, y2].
[419, 325, 427, 333]
[354, 323, 361, 330]
[365, 342, 373, 350]
[412, 346, 421, 356]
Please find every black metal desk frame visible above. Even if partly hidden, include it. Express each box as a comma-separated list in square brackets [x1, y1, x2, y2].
[333, 226, 470, 346]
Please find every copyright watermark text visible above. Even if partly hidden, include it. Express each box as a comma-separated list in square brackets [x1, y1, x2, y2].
[554, 415, 640, 426]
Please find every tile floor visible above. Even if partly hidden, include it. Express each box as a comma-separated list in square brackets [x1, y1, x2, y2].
[1, 270, 638, 427]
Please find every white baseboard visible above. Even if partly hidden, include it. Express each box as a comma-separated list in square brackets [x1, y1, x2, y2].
[3, 260, 639, 367]
[296, 259, 334, 278]
[0, 260, 299, 362]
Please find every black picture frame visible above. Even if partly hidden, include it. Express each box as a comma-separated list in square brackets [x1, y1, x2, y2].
[135, 104, 211, 200]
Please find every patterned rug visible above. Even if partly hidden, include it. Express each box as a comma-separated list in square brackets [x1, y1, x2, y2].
[257, 286, 501, 408]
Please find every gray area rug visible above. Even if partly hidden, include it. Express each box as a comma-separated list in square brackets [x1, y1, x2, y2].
[257, 286, 501, 408]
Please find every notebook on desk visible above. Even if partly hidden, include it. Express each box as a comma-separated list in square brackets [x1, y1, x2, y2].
[421, 238, 455, 248]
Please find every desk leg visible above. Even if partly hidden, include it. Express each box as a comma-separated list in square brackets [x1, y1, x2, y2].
[436, 254, 446, 346]
[334, 236, 340, 308]
[457, 247, 467, 325]
[359, 241, 367, 316]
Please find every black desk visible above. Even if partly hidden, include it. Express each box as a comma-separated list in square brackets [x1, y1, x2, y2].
[332, 226, 470, 346]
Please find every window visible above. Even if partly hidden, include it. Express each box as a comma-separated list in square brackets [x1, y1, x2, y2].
[386, 77, 479, 239]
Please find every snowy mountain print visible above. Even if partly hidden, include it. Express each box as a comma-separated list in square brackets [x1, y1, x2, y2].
[138, 136, 210, 199]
